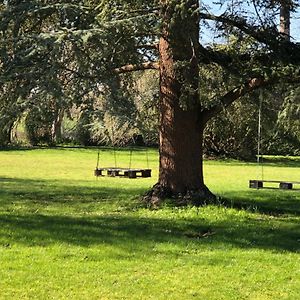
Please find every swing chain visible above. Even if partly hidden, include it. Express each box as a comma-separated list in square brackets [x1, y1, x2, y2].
[257, 92, 264, 181]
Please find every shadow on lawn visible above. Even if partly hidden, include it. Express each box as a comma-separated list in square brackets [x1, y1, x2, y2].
[220, 189, 300, 216]
[206, 157, 300, 169]
[0, 145, 155, 153]
[0, 177, 299, 254]
[0, 212, 299, 254]
[0, 176, 146, 207]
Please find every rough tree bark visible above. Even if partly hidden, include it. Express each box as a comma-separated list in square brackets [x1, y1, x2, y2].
[144, 0, 216, 206]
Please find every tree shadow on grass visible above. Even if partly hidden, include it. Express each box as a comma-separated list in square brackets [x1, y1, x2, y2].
[51, 145, 156, 152]
[257, 157, 300, 168]
[208, 157, 300, 168]
[0, 145, 156, 153]
[0, 176, 299, 254]
[220, 189, 300, 216]
[0, 176, 146, 207]
[0, 212, 299, 255]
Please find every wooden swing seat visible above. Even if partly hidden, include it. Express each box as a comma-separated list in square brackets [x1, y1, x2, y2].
[249, 179, 300, 190]
[94, 167, 151, 178]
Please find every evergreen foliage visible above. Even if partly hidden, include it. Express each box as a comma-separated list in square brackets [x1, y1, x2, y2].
[0, 0, 159, 146]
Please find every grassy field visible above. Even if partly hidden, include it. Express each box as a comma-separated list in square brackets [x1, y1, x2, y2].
[0, 147, 299, 300]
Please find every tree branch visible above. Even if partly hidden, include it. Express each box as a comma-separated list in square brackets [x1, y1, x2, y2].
[198, 43, 279, 74]
[114, 61, 159, 74]
[202, 77, 268, 123]
[200, 12, 278, 47]
[199, 12, 300, 59]
[201, 75, 300, 123]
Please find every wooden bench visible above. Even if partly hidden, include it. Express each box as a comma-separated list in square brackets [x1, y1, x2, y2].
[249, 180, 300, 190]
[94, 167, 151, 178]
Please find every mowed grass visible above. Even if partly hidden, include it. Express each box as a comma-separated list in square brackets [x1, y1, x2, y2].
[0, 148, 299, 300]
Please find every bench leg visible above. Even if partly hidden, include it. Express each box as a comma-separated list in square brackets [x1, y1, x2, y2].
[94, 169, 102, 176]
[128, 171, 137, 179]
[141, 170, 151, 178]
[279, 182, 293, 189]
[249, 180, 263, 189]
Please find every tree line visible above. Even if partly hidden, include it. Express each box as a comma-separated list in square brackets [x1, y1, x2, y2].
[1, 64, 299, 160]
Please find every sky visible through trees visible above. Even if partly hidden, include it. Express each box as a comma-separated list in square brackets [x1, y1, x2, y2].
[201, 0, 300, 43]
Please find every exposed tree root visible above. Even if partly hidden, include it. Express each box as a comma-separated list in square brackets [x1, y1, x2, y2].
[142, 183, 217, 208]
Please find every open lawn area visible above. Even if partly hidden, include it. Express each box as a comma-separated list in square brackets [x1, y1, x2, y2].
[0, 148, 299, 299]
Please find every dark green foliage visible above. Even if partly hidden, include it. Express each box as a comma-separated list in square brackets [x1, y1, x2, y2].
[204, 101, 258, 160]
[0, 0, 160, 147]
[74, 110, 93, 146]
[25, 111, 52, 146]
[203, 86, 300, 159]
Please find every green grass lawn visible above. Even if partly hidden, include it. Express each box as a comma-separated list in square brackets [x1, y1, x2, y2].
[0, 147, 299, 300]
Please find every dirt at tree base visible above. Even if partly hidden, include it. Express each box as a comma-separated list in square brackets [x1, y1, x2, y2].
[142, 183, 217, 208]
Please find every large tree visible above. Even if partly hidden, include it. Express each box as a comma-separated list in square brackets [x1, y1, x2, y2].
[1, 0, 300, 204]
[145, 0, 300, 204]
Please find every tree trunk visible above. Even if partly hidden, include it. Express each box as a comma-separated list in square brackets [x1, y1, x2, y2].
[279, 0, 291, 41]
[144, 0, 216, 206]
[0, 120, 14, 146]
[51, 108, 64, 144]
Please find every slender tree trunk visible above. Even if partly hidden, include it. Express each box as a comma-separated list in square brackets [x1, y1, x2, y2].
[51, 109, 64, 143]
[145, 0, 215, 205]
[0, 131, 10, 146]
[0, 120, 14, 146]
[279, 0, 291, 41]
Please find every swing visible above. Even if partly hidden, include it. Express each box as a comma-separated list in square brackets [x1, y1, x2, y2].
[249, 93, 300, 190]
[94, 141, 152, 179]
